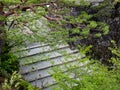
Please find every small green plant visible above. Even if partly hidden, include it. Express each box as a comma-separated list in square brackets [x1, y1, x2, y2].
[52, 57, 120, 90]
[2, 71, 41, 90]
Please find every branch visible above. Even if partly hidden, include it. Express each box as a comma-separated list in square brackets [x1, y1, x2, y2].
[4, 11, 14, 17]
[3, 2, 52, 16]
[44, 15, 62, 21]
[8, 20, 15, 30]
[32, 3, 51, 7]
[10, 1, 56, 11]
[21, 1, 57, 11]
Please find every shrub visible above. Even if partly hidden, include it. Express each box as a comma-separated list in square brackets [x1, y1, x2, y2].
[2, 71, 41, 90]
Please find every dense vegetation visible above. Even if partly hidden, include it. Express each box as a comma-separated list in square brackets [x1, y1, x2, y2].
[0, 0, 120, 90]
[68, 0, 120, 66]
[55, 0, 120, 66]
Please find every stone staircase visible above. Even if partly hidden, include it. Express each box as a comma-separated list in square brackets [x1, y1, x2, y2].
[18, 43, 85, 90]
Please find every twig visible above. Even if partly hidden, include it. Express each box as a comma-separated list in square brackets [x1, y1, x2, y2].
[4, 11, 14, 17]
[44, 15, 62, 21]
